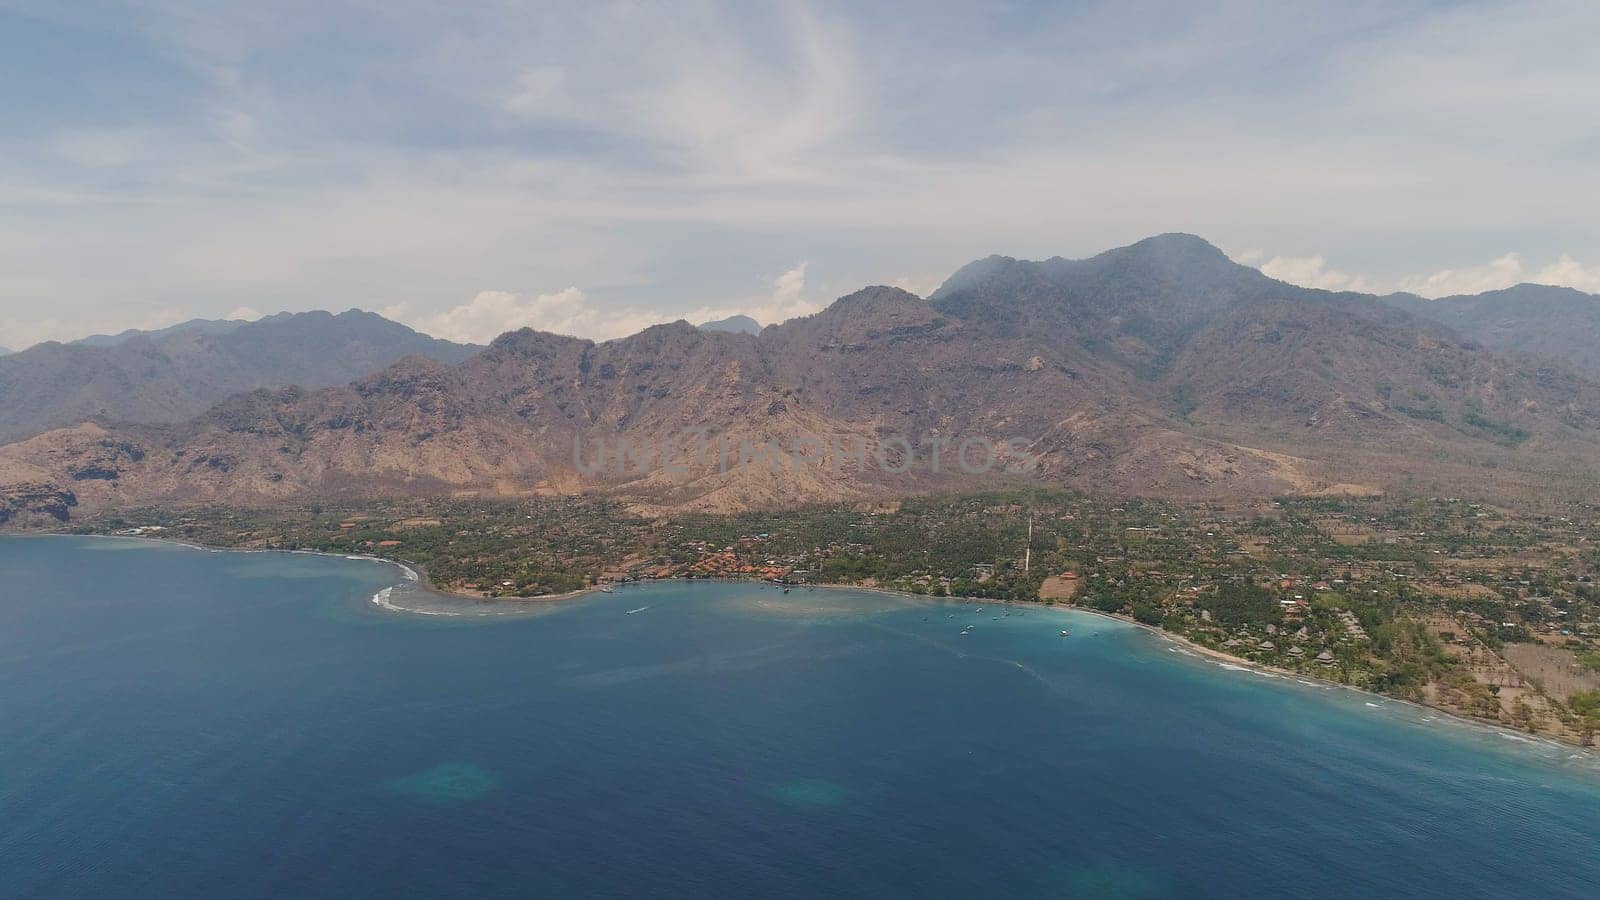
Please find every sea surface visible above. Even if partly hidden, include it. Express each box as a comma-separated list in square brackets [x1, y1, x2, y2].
[2, 536, 1599, 899]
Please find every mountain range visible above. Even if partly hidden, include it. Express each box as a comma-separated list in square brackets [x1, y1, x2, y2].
[0, 310, 478, 445]
[3, 234, 1599, 525]
[70, 317, 252, 349]
[1385, 284, 1600, 380]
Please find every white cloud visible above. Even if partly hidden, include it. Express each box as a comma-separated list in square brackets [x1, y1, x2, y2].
[7, 1, 1600, 335]
[1396, 253, 1527, 297]
[1534, 254, 1600, 294]
[503, 66, 567, 117]
[388, 263, 827, 344]
[388, 288, 664, 344]
[752, 263, 817, 321]
[226, 306, 263, 321]
[1251, 250, 1600, 298]
[0, 306, 189, 351]
[1257, 255, 1372, 292]
[50, 128, 158, 169]
[678, 264, 826, 331]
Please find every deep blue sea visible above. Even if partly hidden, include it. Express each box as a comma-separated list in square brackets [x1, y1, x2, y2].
[2, 536, 1599, 898]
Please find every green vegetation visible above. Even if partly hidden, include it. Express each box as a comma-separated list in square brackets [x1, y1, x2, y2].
[1463, 411, 1531, 445]
[1393, 404, 1446, 423]
[76, 488, 1600, 745]
[1199, 582, 1281, 627]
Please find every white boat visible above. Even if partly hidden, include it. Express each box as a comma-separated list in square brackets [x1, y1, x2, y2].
[1060, 630, 1070, 637]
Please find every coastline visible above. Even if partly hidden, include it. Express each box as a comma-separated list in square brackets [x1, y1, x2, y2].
[1055, 606, 1595, 754]
[799, 579, 1598, 755]
[366, 556, 604, 615]
[10, 533, 1592, 753]
[9, 531, 604, 615]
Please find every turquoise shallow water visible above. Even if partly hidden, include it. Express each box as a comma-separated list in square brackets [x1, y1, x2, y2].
[1, 535, 1598, 899]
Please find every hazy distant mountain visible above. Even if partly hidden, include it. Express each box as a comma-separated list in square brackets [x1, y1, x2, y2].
[0, 310, 479, 444]
[0, 346, 11, 356]
[1384, 284, 1600, 379]
[6, 235, 1600, 524]
[73, 318, 250, 348]
[698, 314, 763, 335]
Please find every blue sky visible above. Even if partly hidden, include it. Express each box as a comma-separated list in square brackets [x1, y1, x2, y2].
[2, 0, 1598, 347]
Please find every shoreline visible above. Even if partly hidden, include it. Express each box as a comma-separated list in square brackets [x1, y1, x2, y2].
[11, 531, 604, 615]
[11, 533, 1593, 753]
[366, 556, 604, 614]
[792, 579, 1598, 755]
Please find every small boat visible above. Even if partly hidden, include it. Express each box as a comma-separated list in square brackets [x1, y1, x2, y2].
[1060, 630, 1070, 637]
[783, 588, 790, 594]
[599, 587, 615, 593]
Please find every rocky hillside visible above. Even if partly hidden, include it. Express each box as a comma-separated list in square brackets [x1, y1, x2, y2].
[5, 235, 1600, 523]
[0, 310, 479, 444]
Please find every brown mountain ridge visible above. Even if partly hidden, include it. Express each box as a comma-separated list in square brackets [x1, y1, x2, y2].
[4, 234, 1599, 524]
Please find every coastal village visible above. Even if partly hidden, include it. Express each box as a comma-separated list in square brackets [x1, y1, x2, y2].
[76, 489, 1600, 746]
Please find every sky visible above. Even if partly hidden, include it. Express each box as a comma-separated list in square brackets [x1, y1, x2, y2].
[2, 0, 1599, 349]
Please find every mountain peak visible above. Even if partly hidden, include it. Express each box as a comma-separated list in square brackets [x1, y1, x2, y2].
[624, 320, 701, 343]
[928, 256, 1032, 302]
[1470, 283, 1596, 303]
[835, 285, 923, 306]
[698, 314, 762, 335]
[934, 234, 1241, 304]
[806, 286, 932, 325]
[1128, 231, 1226, 255]
[485, 327, 593, 359]
[1095, 233, 1236, 275]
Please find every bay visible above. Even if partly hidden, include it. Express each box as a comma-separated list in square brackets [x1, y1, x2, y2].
[2, 536, 1598, 899]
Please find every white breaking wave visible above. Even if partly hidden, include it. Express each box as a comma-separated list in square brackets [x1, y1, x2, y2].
[370, 585, 457, 617]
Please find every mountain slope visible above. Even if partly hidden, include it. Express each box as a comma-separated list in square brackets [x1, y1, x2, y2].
[1385, 284, 1600, 379]
[72, 317, 249, 348]
[0, 310, 479, 444]
[5, 235, 1600, 523]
